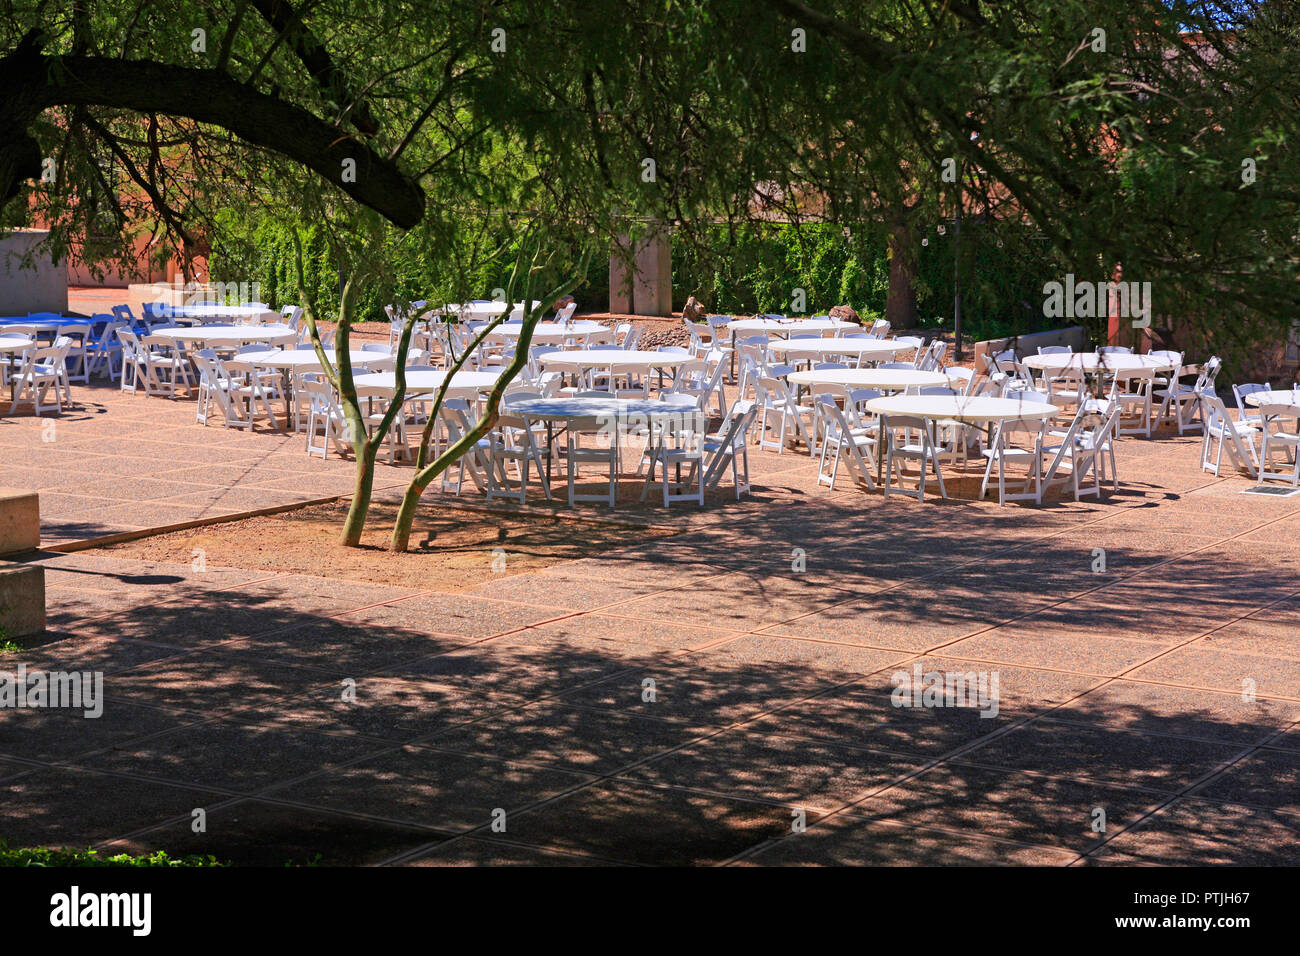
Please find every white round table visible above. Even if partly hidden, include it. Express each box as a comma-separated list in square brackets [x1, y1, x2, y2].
[538, 349, 693, 374]
[0, 335, 33, 401]
[155, 304, 278, 324]
[863, 394, 1060, 494]
[726, 317, 856, 337]
[787, 368, 949, 392]
[155, 324, 298, 348]
[0, 334, 34, 353]
[353, 369, 501, 399]
[445, 301, 541, 321]
[1021, 353, 1174, 374]
[506, 396, 700, 491]
[494, 321, 609, 343]
[235, 348, 387, 372]
[1244, 390, 1300, 409]
[864, 393, 1060, 424]
[768, 338, 914, 363]
[505, 396, 690, 424]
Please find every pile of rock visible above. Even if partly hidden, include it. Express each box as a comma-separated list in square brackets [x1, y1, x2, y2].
[636, 325, 694, 349]
[828, 304, 863, 325]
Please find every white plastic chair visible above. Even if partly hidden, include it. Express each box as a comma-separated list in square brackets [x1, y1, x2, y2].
[979, 416, 1047, 505]
[1232, 382, 1272, 428]
[1197, 392, 1259, 478]
[754, 375, 816, 454]
[1255, 404, 1300, 488]
[1156, 356, 1217, 434]
[1041, 404, 1121, 500]
[816, 397, 878, 491]
[881, 414, 946, 501]
[8, 339, 68, 415]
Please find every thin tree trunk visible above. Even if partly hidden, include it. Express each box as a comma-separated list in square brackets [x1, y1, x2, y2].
[886, 212, 918, 330]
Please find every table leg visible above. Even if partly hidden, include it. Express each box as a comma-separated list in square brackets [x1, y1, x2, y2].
[545, 422, 553, 485]
[877, 414, 886, 485]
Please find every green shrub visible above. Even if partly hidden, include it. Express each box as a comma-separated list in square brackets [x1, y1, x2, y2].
[673, 220, 1066, 341]
[0, 840, 222, 867]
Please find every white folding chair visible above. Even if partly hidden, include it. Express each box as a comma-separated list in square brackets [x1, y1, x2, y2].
[815, 397, 878, 491]
[979, 416, 1047, 505]
[881, 414, 946, 501]
[8, 340, 68, 415]
[1255, 404, 1300, 488]
[193, 350, 256, 429]
[1197, 392, 1260, 478]
[1233, 382, 1272, 428]
[1109, 367, 1156, 437]
[754, 375, 815, 454]
[1041, 404, 1121, 500]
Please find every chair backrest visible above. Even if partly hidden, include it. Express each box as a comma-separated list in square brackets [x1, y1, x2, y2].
[1148, 349, 1182, 368]
[704, 402, 759, 481]
[1233, 382, 1272, 416]
[946, 367, 975, 389]
[869, 319, 890, 337]
[993, 416, 1047, 444]
[1038, 345, 1072, 355]
[1098, 345, 1132, 355]
[992, 348, 1020, 374]
[1005, 388, 1053, 404]
[918, 385, 960, 396]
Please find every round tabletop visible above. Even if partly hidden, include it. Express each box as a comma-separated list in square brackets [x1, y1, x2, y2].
[787, 368, 949, 391]
[768, 338, 913, 360]
[865, 394, 1060, 424]
[234, 348, 386, 370]
[494, 321, 608, 338]
[0, 316, 97, 332]
[155, 324, 298, 345]
[0, 334, 34, 353]
[538, 349, 693, 370]
[505, 396, 696, 423]
[1244, 390, 1300, 409]
[446, 301, 540, 319]
[1021, 352, 1173, 373]
[726, 318, 856, 336]
[353, 369, 501, 398]
[156, 304, 276, 322]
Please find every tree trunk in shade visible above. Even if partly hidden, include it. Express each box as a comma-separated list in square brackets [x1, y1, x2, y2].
[885, 213, 918, 330]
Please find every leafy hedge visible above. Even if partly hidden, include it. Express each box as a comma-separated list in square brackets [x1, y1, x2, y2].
[211, 215, 1061, 341]
[0, 840, 222, 867]
[673, 221, 1065, 341]
[209, 215, 611, 325]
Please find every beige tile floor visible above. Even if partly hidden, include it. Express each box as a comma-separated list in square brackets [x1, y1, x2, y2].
[2, 377, 1300, 865]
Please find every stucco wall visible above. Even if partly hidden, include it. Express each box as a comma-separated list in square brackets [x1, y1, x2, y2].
[0, 230, 68, 315]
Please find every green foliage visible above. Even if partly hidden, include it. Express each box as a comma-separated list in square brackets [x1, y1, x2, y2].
[0, 840, 222, 867]
[209, 213, 607, 322]
[673, 221, 1066, 341]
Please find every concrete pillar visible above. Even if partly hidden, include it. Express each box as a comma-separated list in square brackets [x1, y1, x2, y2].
[609, 224, 672, 316]
[609, 235, 633, 314]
